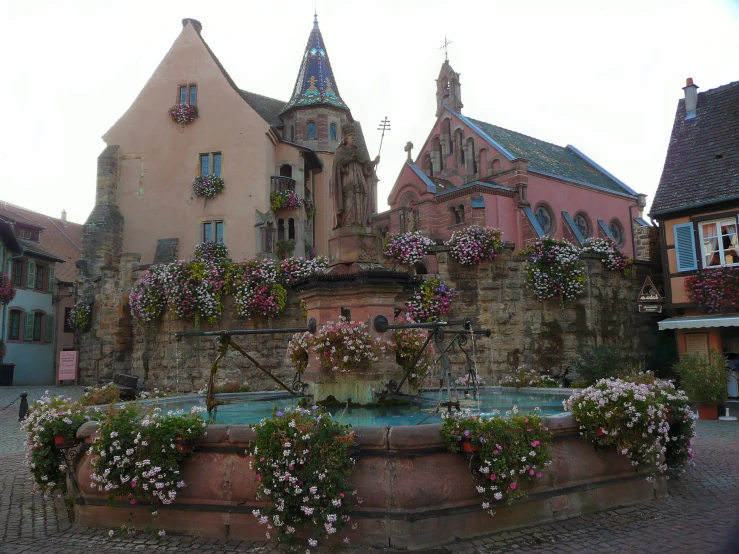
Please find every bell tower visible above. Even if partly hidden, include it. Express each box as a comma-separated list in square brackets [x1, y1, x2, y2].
[436, 61, 463, 117]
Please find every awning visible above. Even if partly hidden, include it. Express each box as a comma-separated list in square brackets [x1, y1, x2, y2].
[658, 315, 739, 330]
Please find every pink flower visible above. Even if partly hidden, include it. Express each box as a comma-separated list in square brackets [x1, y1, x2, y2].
[510, 482, 517, 490]
[131, 481, 137, 487]
[536, 472, 542, 478]
[490, 474, 496, 481]
[130, 499, 136, 505]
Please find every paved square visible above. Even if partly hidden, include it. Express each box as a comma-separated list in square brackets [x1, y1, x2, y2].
[1, 386, 737, 553]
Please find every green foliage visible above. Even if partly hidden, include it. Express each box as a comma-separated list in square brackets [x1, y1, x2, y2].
[276, 239, 296, 260]
[441, 410, 553, 506]
[673, 350, 728, 406]
[22, 393, 89, 495]
[214, 379, 251, 393]
[391, 319, 433, 388]
[250, 406, 356, 546]
[569, 343, 641, 385]
[78, 383, 121, 406]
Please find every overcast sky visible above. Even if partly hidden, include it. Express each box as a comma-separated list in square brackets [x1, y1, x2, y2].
[2, 0, 738, 225]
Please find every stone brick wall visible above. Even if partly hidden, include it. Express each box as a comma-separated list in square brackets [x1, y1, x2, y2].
[76, 243, 661, 391]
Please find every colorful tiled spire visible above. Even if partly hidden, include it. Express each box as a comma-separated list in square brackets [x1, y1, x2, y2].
[281, 14, 348, 114]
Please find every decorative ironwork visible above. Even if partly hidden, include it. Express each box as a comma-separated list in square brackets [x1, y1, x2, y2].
[55, 440, 87, 505]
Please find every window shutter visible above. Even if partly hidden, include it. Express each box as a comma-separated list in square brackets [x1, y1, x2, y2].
[24, 312, 35, 341]
[45, 314, 54, 343]
[674, 223, 698, 271]
[26, 260, 35, 288]
[48, 266, 55, 293]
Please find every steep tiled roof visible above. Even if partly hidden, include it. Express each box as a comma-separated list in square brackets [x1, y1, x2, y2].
[0, 201, 83, 282]
[651, 81, 739, 216]
[238, 90, 286, 128]
[466, 116, 633, 195]
[281, 17, 348, 114]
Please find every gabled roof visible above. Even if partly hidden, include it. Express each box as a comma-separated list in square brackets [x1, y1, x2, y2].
[444, 106, 635, 197]
[650, 80, 739, 217]
[281, 16, 348, 114]
[0, 201, 83, 281]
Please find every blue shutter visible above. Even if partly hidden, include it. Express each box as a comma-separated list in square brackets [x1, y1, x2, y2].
[25, 312, 35, 341]
[47, 266, 55, 293]
[26, 260, 35, 289]
[45, 314, 54, 343]
[674, 222, 698, 271]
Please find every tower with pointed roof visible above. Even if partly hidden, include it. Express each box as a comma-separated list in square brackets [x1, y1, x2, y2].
[280, 14, 352, 152]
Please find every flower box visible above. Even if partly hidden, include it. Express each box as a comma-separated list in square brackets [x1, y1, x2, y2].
[168, 103, 198, 124]
[460, 439, 479, 457]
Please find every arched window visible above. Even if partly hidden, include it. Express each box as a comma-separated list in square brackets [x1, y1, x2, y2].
[491, 159, 502, 172]
[534, 203, 555, 235]
[289, 125, 295, 142]
[306, 121, 316, 140]
[288, 218, 295, 240]
[330, 123, 337, 141]
[609, 219, 625, 247]
[466, 138, 477, 175]
[278, 218, 285, 241]
[442, 79, 450, 99]
[459, 204, 465, 224]
[442, 119, 452, 153]
[451, 206, 461, 225]
[574, 212, 591, 239]
[456, 131, 465, 165]
[279, 164, 292, 178]
[432, 137, 443, 170]
[423, 153, 434, 177]
[414, 262, 428, 275]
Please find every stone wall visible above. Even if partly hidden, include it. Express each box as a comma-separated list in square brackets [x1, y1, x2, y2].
[76, 244, 661, 391]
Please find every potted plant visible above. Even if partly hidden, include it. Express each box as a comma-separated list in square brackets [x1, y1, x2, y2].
[674, 350, 728, 420]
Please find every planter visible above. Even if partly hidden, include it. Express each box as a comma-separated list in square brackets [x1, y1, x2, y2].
[696, 405, 718, 420]
[460, 439, 479, 457]
[54, 434, 79, 449]
[0, 363, 15, 386]
[175, 437, 193, 454]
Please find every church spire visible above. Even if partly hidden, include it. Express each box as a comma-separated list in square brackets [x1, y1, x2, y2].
[281, 15, 348, 115]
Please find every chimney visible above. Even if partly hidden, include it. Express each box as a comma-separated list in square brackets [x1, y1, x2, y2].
[61, 209, 67, 223]
[182, 18, 202, 34]
[683, 77, 699, 120]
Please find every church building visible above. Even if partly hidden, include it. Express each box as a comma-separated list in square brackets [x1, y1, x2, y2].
[373, 60, 650, 270]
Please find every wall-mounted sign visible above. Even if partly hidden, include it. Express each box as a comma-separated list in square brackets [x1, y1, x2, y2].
[637, 276, 664, 303]
[58, 351, 78, 384]
[685, 333, 709, 357]
[638, 304, 663, 314]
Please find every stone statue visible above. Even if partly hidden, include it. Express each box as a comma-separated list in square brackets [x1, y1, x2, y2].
[332, 122, 380, 228]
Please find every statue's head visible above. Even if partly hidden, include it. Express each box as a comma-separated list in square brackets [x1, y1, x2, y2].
[341, 122, 356, 147]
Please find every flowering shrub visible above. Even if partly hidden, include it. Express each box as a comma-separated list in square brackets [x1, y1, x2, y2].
[0, 272, 16, 304]
[162, 261, 227, 323]
[304, 198, 316, 220]
[520, 237, 586, 302]
[446, 226, 505, 266]
[582, 237, 631, 272]
[90, 403, 206, 508]
[286, 332, 312, 373]
[235, 281, 287, 319]
[500, 367, 558, 388]
[382, 231, 434, 266]
[441, 409, 553, 507]
[390, 319, 433, 388]
[78, 383, 121, 406]
[565, 377, 696, 478]
[456, 374, 485, 388]
[67, 302, 91, 331]
[193, 241, 228, 263]
[23, 392, 89, 496]
[405, 278, 453, 322]
[279, 256, 328, 286]
[270, 190, 302, 211]
[168, 103, 198, 124]
[251, 406, 356, 546]
[192, 175, 225, 199]
[130, 266, 167, 324]
[312, 318, 386, 373]
[685, 267, 739, 313]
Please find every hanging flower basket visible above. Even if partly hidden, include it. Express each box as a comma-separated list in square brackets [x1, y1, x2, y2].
[460, 438, 480, 457]
[0, 273, 16, 305]
[382, 231, 435, 266]
[582, 237, 631, 272]
[446, 226, 505, 266]
[193, 175, 225, 199]
[68, 302, 91, 332]
[168, 103, 198, 124]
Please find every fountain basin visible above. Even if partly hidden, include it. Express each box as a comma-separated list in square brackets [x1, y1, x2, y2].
[72, 410, 666, 549]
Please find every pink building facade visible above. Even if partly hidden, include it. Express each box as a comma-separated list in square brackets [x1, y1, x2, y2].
[373, 61, 649, 268]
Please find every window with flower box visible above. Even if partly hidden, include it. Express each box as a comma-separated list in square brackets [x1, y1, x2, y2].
[202, 220, 224, 243]
[179, 84, 197, 105]
[199, 152, 222, 177]
[698, 217, 739, 268]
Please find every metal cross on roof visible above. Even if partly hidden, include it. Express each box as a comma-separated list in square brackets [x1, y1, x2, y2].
[440, 36, 453, 62]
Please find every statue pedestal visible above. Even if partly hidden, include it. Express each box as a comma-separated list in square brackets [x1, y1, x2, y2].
[327, 227, 383, 268]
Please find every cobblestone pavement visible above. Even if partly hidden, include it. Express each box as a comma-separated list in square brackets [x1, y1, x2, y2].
[1, 386, 738, 553]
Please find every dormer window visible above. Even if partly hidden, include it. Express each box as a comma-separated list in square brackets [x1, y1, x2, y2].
[179, 84, 197, 105]
[15, 226, 38, 241]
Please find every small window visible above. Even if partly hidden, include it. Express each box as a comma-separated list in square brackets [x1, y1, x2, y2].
[200, 152, 221, 177]
[699, 218, 739, 267]
[34, 265, 45, 290]
[330, 123, 337, 141]
[33, 313, 43, 342]
[64, 307, 74, 333]
[202, 220, 224, 243]
[11, 260, 23, 287]
[459, 205, 465, 224]
[179, 84, 197, 105]
[278, 218, 285, 241]
[535, 204, 554, 235]
[215, 221, 224, 243]
[307, 121, 316, 140]
[609, 219, 625, 247]
[288, 218, 295, 240]
[289, 125, 295, 142]
[9, 310, 21, 340]
[574, 212, 590, 239]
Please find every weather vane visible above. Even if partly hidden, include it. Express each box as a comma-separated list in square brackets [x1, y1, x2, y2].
[440, 36, 453, 62]
[377, 117, 391, 158]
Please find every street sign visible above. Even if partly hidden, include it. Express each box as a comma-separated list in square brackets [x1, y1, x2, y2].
[638, 304, 663, 314]
[637, 276, 664, 303]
